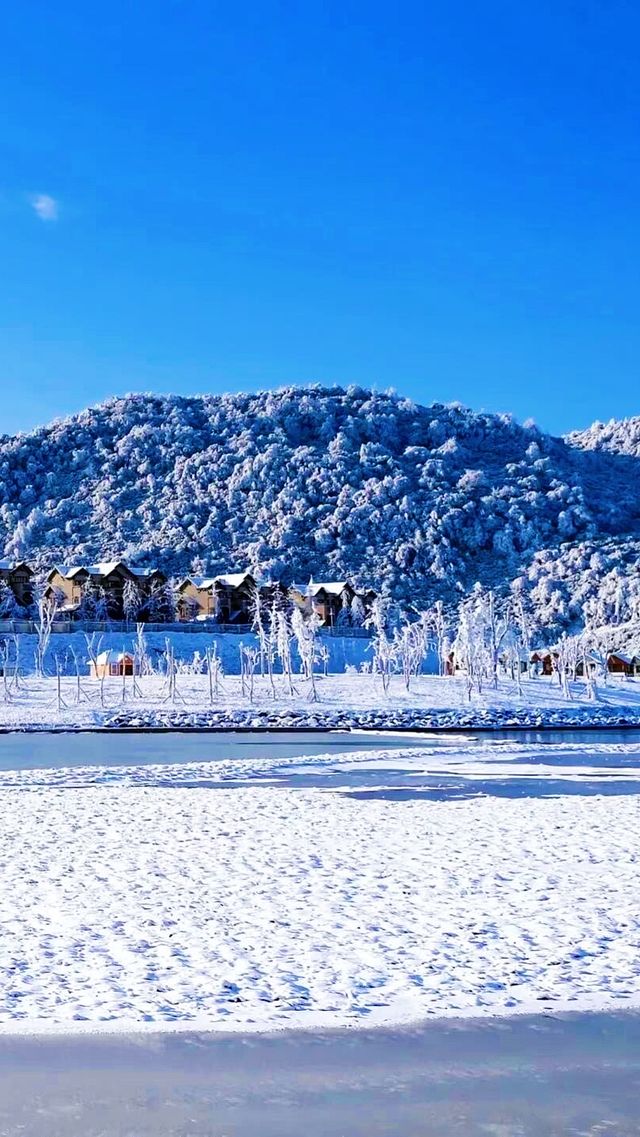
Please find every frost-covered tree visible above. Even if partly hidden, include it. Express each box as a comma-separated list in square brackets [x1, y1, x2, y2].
[367, 597, 395, 694]
[122, 579, 143, 623]
[453, 598, 487, 699]
[428, 600, 449, 677]
[0, 386, 638, 623]
[35, 595, 58, 677]
[250, 584, 268, 677]
[239, 643, 259, 701]
[0, 582, 24, 619]
[350, 594, 366, 627]
[143, 580, 175, 622]
[292, 607, 322, 700]
[275, 609, 296, 695]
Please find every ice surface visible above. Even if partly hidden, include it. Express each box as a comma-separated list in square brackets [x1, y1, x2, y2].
[0, 733, 638, 1034]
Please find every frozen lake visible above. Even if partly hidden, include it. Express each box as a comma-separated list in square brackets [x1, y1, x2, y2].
[2, 1011, 640, 1135]
[2, 726, 640, 799]
[1, 729, 640, 1132]
[0, 727, 430, 772]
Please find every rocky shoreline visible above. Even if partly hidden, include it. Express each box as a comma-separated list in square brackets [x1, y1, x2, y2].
[4, 703, 640, 733]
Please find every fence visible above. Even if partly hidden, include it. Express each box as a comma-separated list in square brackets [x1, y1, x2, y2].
[324, 625, 370, 638]
[0, 619, 251, 635]
[0, 618, 372, 638]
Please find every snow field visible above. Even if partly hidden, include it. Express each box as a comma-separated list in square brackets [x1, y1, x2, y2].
[0, 763, 639, 1032]
[0, 630, 376, 679]
[1, 672, 640, 730]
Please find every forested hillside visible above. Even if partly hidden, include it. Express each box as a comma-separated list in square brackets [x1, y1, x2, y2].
[1, 385, 639, 629]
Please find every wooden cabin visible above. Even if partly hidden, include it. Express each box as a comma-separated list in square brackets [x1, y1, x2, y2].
[46, 562, 167, 620]
[608, 653, 640, 677]
[289, 580, 377, 627]
[89, 650, 135, 678]
[530, 649, 557, 676]
[177, 576, 219, 620]
[290, 581, 353, 627]
[177, 572, 256, 624]
[575, 653, 601, 677]
[258, 580, 289, 611]
[215, 573, 256, 623]
[308, 582, 355, 626]
[0, 560, 34, 612]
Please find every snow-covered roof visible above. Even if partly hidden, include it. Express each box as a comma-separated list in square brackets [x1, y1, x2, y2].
[54, 563, 112, 579]
[308, 581, 349, 597]
[91, 561, 124, 577]
[55, 561, 158, 581]
[181, 576, 218, 590]
[58, 562, 123, 578]
[95, 650, 135, 664]
[215, 573, 253, 589]
[54, 565, 85, 579]
[218, 573, 253, 591]
[181, 572, 253, 590]
[1, 561, 32, 573]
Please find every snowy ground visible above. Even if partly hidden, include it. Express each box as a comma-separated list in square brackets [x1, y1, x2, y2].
[0, 630, 376, 677]
[1, 672, 640, 730]
[0, 734, 639, 1033]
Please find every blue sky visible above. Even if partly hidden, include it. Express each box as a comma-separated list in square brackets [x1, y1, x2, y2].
[2, 1, 639, 437]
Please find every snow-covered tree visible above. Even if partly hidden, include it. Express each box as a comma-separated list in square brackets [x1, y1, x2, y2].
[0, 386, 637, 626]
[275, 609, 296, 695]
[453, 598, 487, 699]
[367, 597, 395, 694]
[393, 615, 429, 691]
[34, 594, 58, 677]
[292, 607, 322, 700]
[350, 594, 366, 627]
[122, 579, 143, 623]
[0, 582, 23, 619]
[143, 580, 175, 622]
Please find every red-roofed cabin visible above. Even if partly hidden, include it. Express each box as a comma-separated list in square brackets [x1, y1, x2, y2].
[608, 653, 640, 677]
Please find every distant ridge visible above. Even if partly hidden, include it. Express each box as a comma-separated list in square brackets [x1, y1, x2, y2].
[1, 384, 639, 633]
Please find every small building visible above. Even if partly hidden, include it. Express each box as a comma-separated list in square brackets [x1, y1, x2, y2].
[177, 572, 256, 624]
[608, 652, 640, 677]
[288, 581, 355, 627]
[530, 649, 557, 676]
[308, 581, 355, 626]
[258, 579, 289, 611]
[214, 573, 256, 623]
[497, 646, 531, 675]
[0, 560, 35, 612]
[89, 650, 135, 678]
[46, 562, 167, 620]
[289, 580, 377, 627]
[575, 652, 602, 677]
[177, 576, 215, 621]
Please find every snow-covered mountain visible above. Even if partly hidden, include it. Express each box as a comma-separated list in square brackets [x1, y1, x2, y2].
[567, 416, 640, 458]
[1, 386, 639, 626]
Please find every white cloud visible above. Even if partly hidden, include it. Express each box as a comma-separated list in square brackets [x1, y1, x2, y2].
[29, 193, 59, 222]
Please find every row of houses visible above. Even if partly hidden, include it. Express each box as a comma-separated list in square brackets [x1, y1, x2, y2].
[530, 648, 640, 678]
[0, 559, 375, 628]
[443, 646, 640, 678]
